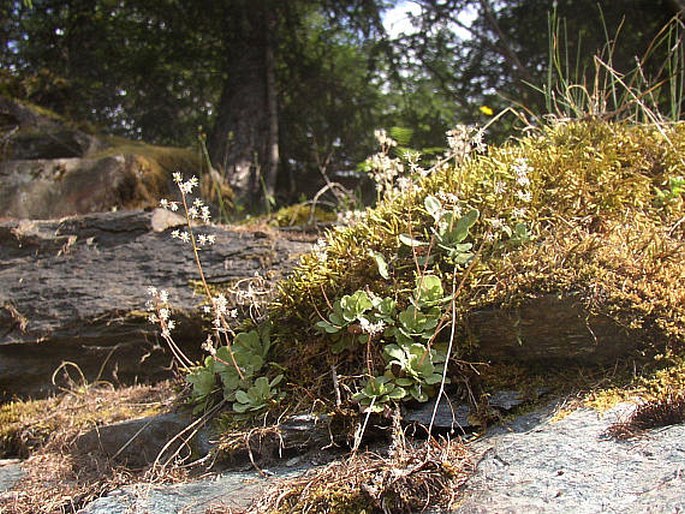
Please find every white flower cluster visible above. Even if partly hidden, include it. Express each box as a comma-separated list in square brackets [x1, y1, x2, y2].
[445, 125, 486, 162]
[146, 286, 175, 337]
[374, 129, 397, 150]
[173, 172, 199, 195]
[435, 191, 462, 215]
[159, 198, 179, 211]
[367, 152, 405, 196]
[160, 172, 216, 247]
[201, 334, 216, 356]
[312, 238, 328, 263]
[202, 293, 238, 331]
[510, 157, 533, 218]
[336, 209, 368, 227]
[359, 317, 386, 337]
[188, 198, 212, 223]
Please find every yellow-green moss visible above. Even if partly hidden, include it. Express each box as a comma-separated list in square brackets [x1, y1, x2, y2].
[265, 202, 339, 227]
[0, 382, 174, 458]
[269, 120, 685, 393]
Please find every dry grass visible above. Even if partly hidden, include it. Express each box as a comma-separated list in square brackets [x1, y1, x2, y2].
[253, 436, 472, 514]
[606, 392, 685, 439]
[0, 381, 183, 513]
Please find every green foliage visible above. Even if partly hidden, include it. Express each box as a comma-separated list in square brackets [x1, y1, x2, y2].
[351, 374, 406, 413]
[233, 375, 285, 413]
[315, 290, 396, 353]
[654, 176, 685, 207]
[316, 273, 452, 412]
[271, 120, 685, 421]
[187, 322, 284, 414]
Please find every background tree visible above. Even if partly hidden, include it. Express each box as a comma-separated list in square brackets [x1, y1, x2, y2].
[1, 0, 681, 210]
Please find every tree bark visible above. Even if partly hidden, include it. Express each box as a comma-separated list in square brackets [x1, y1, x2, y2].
[209, 0, 280, 210]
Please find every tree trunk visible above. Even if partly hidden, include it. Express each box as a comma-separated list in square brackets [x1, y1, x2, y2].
[209, 0, 280, 210]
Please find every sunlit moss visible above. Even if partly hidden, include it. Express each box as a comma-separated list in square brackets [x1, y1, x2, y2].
[268, 120, 685, 398]
[0, 383, 173, 458]
[264, 202, 339, 227]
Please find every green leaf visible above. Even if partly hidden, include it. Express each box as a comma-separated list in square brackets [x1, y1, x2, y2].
[399, 233, 427, 247]
[187, 367, 216, 399]
[414, 274, 444, 306]
[383, 343, 406, 363]
[445, 208, 479, 244]
[253, 376, 270, 396]
[232, 402, 250, 413]
[316, 319, 341, 334]
[369, 250, 390, 279]
[234, 390, 250, 404]
[387, 387, 407, 400]
[424, 195, 443, 223]
[340, 291, 373, 321]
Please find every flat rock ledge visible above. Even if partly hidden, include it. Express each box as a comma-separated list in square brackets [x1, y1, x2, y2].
[453, 402, 685, 514]
[17, 401, 679, 513]
[0, 209, 312, 398]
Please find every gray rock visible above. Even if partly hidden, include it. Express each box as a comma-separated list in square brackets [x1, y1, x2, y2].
[74, 413, 213, 468]
[468, 294, 638, 366]
[405, 399, 474, 434]
[453, 402, 685, 513]
[0, 96, 105, 160]
[0, 459, 23, 493]
[0, 209, 311, 399]
[77, 465, 308, 514]
[0, 155, 156, 219]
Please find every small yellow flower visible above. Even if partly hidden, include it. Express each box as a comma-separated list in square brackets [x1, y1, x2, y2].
[479, 105, 494, 116]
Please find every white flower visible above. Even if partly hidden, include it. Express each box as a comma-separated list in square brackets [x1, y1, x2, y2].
[166, 320, 176, 332]
[359, 317, 386, 336]
[172, 172, 183, 184]
[147, 286, 158, 297]
[203, 305, 212, 314]
[206, 234, 216, 245]
[516, 175, 531, 187]
[488, 217, 505, 230]
[471, 129, 486, 153]
[179, 176, 199, 195]
[494, 181, 507, 195]
[312, 238, 328, 262]
[516, 190, 532, 203]
[201, 206, 211, 223]
[188, 206, 199, 219]
[374, 129, 397, 148]
[172, 230, 191, 243]
[214, 294, 228, 315]
[512, 207, 527, 219]
[160, 198, 180, 212]
[159, 307, 170, 321]
[511, 158, 533, 177]
[396, 176, 414, 192]
[201, 335, 216, 355]
[229, 309, 238, 318]
[159, 289, 169, 303]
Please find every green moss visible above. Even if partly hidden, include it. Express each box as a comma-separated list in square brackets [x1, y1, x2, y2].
[0, 397, 57, 457]
[0, 383, 172, 458]
[266, 120, 684, 400]
[265, 202, 339, 227]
